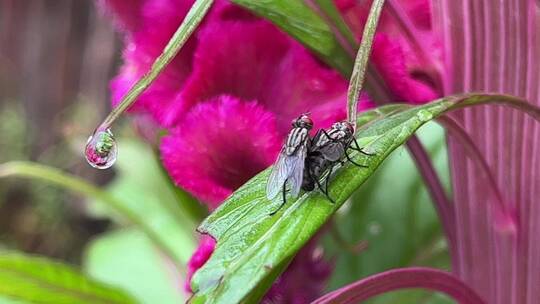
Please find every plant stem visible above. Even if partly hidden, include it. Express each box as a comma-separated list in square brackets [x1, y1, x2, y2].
[406, 136, 456, 249]
[97, 0, 214, 131]
[346, 0, 386, 130]
[437, 116, 505, 205]
[311, 0, 458, 268]
[312, 267, 486, 304]
[0, 161, 183, 269]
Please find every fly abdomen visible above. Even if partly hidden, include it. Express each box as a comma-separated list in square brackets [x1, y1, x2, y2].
[302, 152, 332, 191]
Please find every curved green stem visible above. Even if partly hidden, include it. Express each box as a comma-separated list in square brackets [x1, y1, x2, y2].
[97, 0, 214, 130]
[346, 0, 385, 130]
[0, 161, 182, 268]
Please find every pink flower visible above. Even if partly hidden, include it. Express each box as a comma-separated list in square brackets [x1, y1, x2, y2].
[370, 34, 438, 104]
[156, 13, 351, 204]
[161, 96, 282, 208]
[184, 235, 216, 293]
[337, 0, 440, 103]
[103, 0, 197, 125]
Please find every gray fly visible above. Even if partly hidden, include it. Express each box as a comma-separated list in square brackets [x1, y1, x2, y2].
[266, 114, 313, 204]
[267, 118, 373, 214]
[302, 121, 372, 202]
[302, 120, 370, 202]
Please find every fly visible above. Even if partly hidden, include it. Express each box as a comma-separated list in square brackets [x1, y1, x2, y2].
[266, 113, 313, 211]
[302, 120, 372, 202]
[267, 118, 373, 215]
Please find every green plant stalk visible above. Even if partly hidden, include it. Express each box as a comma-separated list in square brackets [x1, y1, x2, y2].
[0, 161, 182, 268]
[346, 0, 385, 130]
[97, 0, 214, 131]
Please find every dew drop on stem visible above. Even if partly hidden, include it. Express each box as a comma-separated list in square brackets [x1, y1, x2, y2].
[85, 128, 117, 169]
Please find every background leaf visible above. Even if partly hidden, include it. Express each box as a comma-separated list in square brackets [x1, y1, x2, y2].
[87, 140, 199, 266]
[230, 0, 353, 75]
[84, 229, 186, 304]
[0, 139, 200, 267]
[0, 252, 135, 304]
[190, 94, 538, 303]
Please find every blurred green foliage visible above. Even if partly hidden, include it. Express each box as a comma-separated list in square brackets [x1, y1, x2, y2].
[87, 140, 200, 265]
[84, 229, 186, 304]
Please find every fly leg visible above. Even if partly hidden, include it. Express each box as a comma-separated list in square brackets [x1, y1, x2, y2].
[324, 164, 333, 194]
[345, 150, 368, 168]
[269, 182, 288, 215]
[350, 137, 375, 156]
[315, 170, 336, 204]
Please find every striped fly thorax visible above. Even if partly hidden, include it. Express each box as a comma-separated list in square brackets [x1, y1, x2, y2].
[285, 127, 309, 156]
[266, 113, 313, 202]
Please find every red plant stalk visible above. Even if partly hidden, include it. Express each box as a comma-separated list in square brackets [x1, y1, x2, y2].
[433, 0, 540, 303]
[312, 267, 486, 304]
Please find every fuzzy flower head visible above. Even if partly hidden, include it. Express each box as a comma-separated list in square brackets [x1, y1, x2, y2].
[161, 96, 282, 208]
[156, 15, 352, 205]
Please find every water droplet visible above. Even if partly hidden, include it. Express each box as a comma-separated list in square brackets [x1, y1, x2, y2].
[368, 221, 382, 235]
[417, 109, 433, 122]
[85, 129, 117, 169]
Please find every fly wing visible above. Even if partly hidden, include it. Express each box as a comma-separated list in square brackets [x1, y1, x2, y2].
[318, 142, 345, 162]
[266, 149, 290, 200]
[266, 129, 310, 200]
[287, 143, 307, 198]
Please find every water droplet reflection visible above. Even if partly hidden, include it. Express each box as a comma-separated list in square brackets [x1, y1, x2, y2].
[85, 129, 117, 169]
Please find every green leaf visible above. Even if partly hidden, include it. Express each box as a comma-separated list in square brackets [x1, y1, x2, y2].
[0, 252, 136, 304]
[190, 94, 539, 303]
[229, 0, 352, 75]
[84, 229, 186, 304]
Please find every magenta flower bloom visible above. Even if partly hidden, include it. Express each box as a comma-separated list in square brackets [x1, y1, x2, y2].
[100, 0, 197, 126]
[185, 235, 216, 293]
[337, 0, 440, 103]
[161, 96, 282, 207]
[99, 0, 439, 302]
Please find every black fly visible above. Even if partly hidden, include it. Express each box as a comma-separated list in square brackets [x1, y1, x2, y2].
[266, 114, 313, 209]
[267, 118, 372, 214]
[302, 120, 371, 202]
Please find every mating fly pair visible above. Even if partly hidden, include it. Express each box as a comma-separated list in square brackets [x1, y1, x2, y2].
[266, 114, 372, 214]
